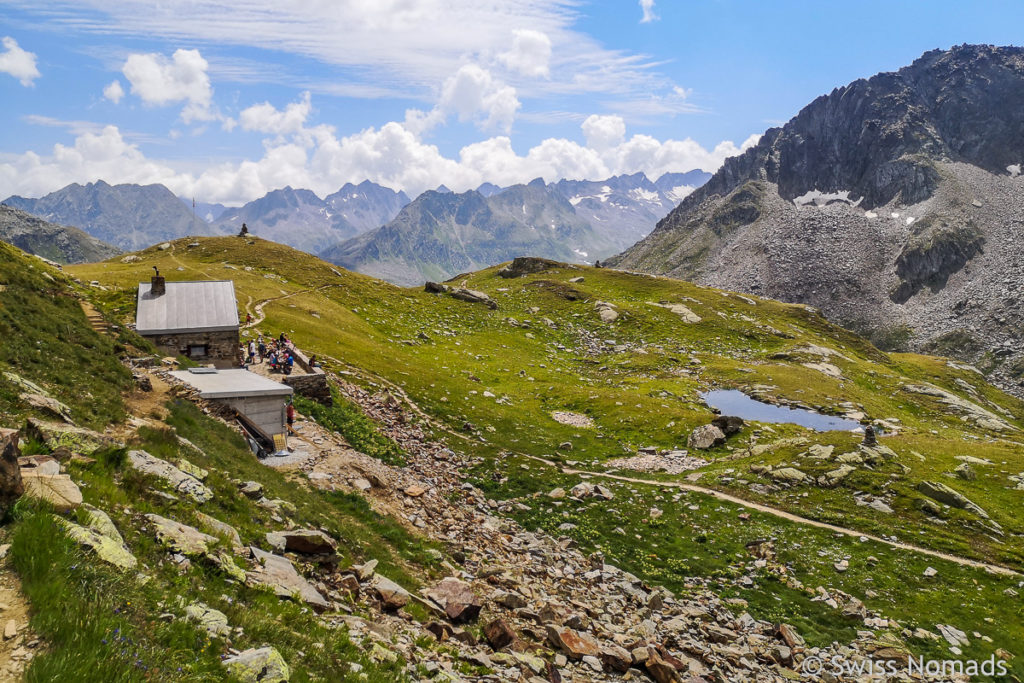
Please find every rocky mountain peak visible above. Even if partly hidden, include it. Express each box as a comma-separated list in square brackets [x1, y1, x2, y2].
[610, 44, 1024, 399]
[666, 43, 1024, 222]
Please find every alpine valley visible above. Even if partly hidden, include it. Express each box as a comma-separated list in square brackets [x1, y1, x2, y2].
[0, 39, 1021, 683]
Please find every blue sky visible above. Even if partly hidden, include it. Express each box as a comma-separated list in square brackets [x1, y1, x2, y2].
[0, 0, 1021, 204]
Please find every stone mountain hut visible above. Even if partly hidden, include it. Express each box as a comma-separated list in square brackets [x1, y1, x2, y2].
[136, 271, 240, 367]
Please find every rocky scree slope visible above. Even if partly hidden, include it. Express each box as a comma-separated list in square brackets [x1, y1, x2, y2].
[610, 44, 1024, 397]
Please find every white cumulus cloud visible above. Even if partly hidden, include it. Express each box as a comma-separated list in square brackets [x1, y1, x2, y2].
[440, 64, 521, 132]
[499, 29, 552, 78]
[0, 92, 760, 206]
[406, 64, 522, 135]
[122, 48, 215, 122]
[0, 36, 40, 86]
[103, 79, 125, 103]
[0, 125, 188, 199]
[581, 114, 626, 151]
[639, 0, 659, 23]
[238, 91, 327, 144]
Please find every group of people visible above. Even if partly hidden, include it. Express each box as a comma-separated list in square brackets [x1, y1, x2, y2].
[240, 333, 297, 374]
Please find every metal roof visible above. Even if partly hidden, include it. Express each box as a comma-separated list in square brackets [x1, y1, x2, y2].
[169, 368, 294, 399]
[136, 280, 239, 335]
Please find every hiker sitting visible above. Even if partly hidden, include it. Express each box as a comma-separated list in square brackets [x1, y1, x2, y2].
[284, 353, 295, 375]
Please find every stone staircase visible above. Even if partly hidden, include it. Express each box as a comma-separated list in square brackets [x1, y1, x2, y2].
[79, 301, 109, 334]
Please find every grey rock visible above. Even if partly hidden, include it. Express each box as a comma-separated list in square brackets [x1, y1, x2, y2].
[688, 424, 726, 449]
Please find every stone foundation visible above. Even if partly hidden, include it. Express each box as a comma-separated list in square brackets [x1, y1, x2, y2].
[283, 373, 332, 406]
[144, 329, 240, 368]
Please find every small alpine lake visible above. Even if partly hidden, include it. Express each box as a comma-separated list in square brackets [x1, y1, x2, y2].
[700, 389, 865, 432]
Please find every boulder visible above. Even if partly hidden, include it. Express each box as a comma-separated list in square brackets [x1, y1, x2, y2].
[710, 415, 744, 436]
[600, 644, 633, 673]
[547, 625, 601, 660]
[222, 647, 290, 683]
[777, 623, 805, 649]
[18, 454, 59, 476]
[498, 257, 561, 278]
[267, 529, 337, 555]
[954, 462, 976, 480]
[806, 444, 834, 459]
[175, 458, 208, 481]
[868, 499, 894, 514]
[82, 504, 123, 542]
[769, 467, 807, 484]
[644, 648, 683, 683]
[688, 424, 726, 449]
[55, 513, 137, 571]
[128, 450, 213, 503]
[185, 603, 231, 637]
[246, 547, 329, 611]
[195, 511, 243, 549]
[818, 465, 856, 488]
[916, 481, 989, 518]
[424, 281, 449, 294]
[649, 301, 701, 323]
[450, 288, 497, 310]
[0, 434, 24, 517]
[146, 514, 218, 556]
[21, 472, 82, 512]
[23, 418, 115, 455]
[369, 574, 412, 610]
[594, 301, 619, 323]
[404, 483, 428, 497]
[483, 618, 516, 650]
[20, 394, 74, 422]
[4, 373, 73, 422]
[569, 482, 614, 500]
[239, 481, 264, 498]
[425, 577, 482, 623]
[841, 597, 867, 620]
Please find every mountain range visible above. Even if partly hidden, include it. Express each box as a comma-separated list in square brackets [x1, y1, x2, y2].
[4, 171, 708, 284]
[321, 171, 709, 285]
[0, 204, 120, 264]
[210, 181, 412, 255]
[610, 44, 1024, 397]
[2, 180, 217, 251]
[322, 181, 602, 285]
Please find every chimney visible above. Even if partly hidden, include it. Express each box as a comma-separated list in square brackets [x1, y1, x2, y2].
[151, 266, 165, 297]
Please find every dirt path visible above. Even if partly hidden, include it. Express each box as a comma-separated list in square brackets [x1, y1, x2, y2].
[318, 354, 1021, 578]
[243, 284, 339, 329]
[166, 244, 217, 281]
[0, 547, 39, 679]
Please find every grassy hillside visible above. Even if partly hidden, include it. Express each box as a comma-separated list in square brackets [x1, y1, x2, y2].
[0, 241, 446, 681]
[66, 237, 1024, 676]
[0, 242, 132, 428]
